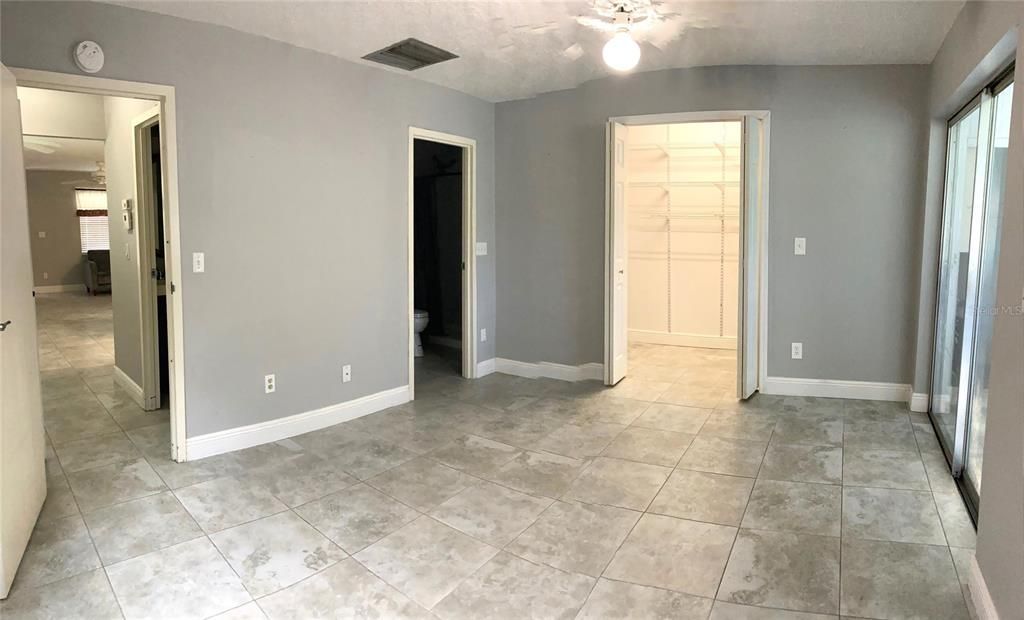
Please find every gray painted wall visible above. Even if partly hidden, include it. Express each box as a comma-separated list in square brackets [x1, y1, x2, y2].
[104, 95, 156, 387]
[2, 1, 496, 437]
[495, 65, 928, 383]
[25, 170, 90, 287]
[913, 3, 1024, 616]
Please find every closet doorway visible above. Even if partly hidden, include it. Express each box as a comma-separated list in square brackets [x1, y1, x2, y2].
[605, 112, 768, 403]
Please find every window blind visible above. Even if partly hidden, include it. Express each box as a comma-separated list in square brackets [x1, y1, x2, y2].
[76, 189, 109, 253]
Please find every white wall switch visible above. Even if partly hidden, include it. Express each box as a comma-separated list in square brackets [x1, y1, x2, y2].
[43, 272, 49, 280]
[342, 364, 351, 383]
[480, 328, 487, 342]
[794, 237, 806, 256]
[791, 342, 803, 360]
[192, 252, 205, 273]
[475, 242, 488, 256]
[264, 374, 275, 393]
[38, 231, 46, 238]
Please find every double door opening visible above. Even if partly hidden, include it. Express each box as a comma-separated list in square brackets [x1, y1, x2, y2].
[930, 67, 1014, 518]
[606, 112, 768, 404]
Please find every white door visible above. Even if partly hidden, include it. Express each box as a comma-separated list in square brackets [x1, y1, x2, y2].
[606, 122, 629, 385]
[0, 64, 47, 599]
[737, 116, 765, 399]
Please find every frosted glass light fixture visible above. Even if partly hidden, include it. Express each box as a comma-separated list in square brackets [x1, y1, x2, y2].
[603, 29, 641, 72]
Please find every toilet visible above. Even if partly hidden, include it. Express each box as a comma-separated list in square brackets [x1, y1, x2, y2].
[413, 309, 429, 357]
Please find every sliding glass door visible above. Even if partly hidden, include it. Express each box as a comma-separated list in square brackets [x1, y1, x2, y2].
[930, 69, 1014, 517]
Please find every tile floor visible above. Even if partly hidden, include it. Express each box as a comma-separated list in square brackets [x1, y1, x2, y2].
[3, 296, 980, 619]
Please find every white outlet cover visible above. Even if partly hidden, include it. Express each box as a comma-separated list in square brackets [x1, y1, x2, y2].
[38, 231, 46, 238]
[480, 328, 487, 342]
[475, 242, 488, 256]
[192, 252, 205, 273]
[791, 343, 803, 359]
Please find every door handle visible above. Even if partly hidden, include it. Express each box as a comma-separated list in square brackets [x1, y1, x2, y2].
[0, 320, 11, 332]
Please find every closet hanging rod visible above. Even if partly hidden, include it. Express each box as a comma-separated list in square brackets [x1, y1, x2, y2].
[629, 142, 740, 152]
[634, 212, 738, 220]
[626, 180, 741, 187]
[631, 204, 740, 211]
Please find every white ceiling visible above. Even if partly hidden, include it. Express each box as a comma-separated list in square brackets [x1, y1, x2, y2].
[23, 136, 105, 172]
[114, 1, 964, 102]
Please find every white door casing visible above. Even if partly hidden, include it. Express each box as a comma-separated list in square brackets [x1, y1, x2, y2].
[0, 63, 47, 599]
[606, 122, 629, 385]
[738, 115, 766, 398]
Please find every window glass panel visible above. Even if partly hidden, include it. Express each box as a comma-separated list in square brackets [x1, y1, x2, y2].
[965, 81, 1014, 493]
[930, 105, 982, 451]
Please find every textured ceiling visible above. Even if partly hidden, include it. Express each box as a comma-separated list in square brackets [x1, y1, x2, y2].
[111, 1, 965, 102]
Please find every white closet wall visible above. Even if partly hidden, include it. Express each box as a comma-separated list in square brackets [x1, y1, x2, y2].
[627, 121, 740, 349]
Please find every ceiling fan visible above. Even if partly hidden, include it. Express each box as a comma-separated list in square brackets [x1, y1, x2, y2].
[60, 161, 107, 187]
[509, 1, 689, 72]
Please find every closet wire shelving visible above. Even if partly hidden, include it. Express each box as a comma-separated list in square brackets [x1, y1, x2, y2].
[628, 132, 739, 338]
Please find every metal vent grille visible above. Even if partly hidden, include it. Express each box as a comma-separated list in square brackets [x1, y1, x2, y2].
[362, 38, 458, 71]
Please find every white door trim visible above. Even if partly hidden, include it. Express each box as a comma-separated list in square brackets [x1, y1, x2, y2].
[408, 127, 478, 398]
[131, 107, 162, 411]
[604, 110, 770, 392]
[12, 68, 189, 462]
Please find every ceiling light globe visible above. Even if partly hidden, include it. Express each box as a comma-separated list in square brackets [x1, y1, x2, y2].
[603, 31, 641, 72]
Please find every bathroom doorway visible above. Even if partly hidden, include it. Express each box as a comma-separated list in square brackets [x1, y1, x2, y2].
[407, 128, 478, 397]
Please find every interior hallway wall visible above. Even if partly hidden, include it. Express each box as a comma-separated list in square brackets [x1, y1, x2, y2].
[1, 0, 497, 437]
[496, 64, 928, 384]
[25, 171, 90, 287]
[103, 95, 158, 388]
[910, 3, 1024, 617]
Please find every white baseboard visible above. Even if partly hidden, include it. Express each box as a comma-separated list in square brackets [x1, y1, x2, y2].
[761, 376, 912, 402]
[34, 284, 85, 294]
[909, 392, 929, 413]
[969, 554, 1000, 620]
[186, 385, 410, 461]
[629, 329, 736, 350]
[476, 358, 496, 377]
[113, 366, 146, 409]
[494, 358, 603, 382]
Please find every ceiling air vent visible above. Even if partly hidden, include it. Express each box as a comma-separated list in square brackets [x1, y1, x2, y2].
[362, 38, 458, 71]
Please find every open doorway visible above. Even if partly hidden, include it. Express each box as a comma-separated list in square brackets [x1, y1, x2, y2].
[407, 128, 477, 396]
[14, 68, 186, 461]
[605, 112, 768, 407]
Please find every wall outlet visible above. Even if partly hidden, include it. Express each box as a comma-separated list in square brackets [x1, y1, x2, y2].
[480, 328, 487, 342]
[42, 272, 49, 280]
[794, 237, 807, 256]
[38, 231, 46, 238]
[475, 242, 488, 256]
[342, 364, 352, 383]
[192, 252, 205, 273]
[791, 342, 803, 360]
[264, 374, 275, 393]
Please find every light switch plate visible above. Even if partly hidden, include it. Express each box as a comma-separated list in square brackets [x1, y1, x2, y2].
[192, 252, 205, 273]
[794, 237, 806, 256]
[342, 365, 351, 383]
[480, 328, 487, 342]
[475, 242, 488, 256]
[38, 231, 46, 238]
